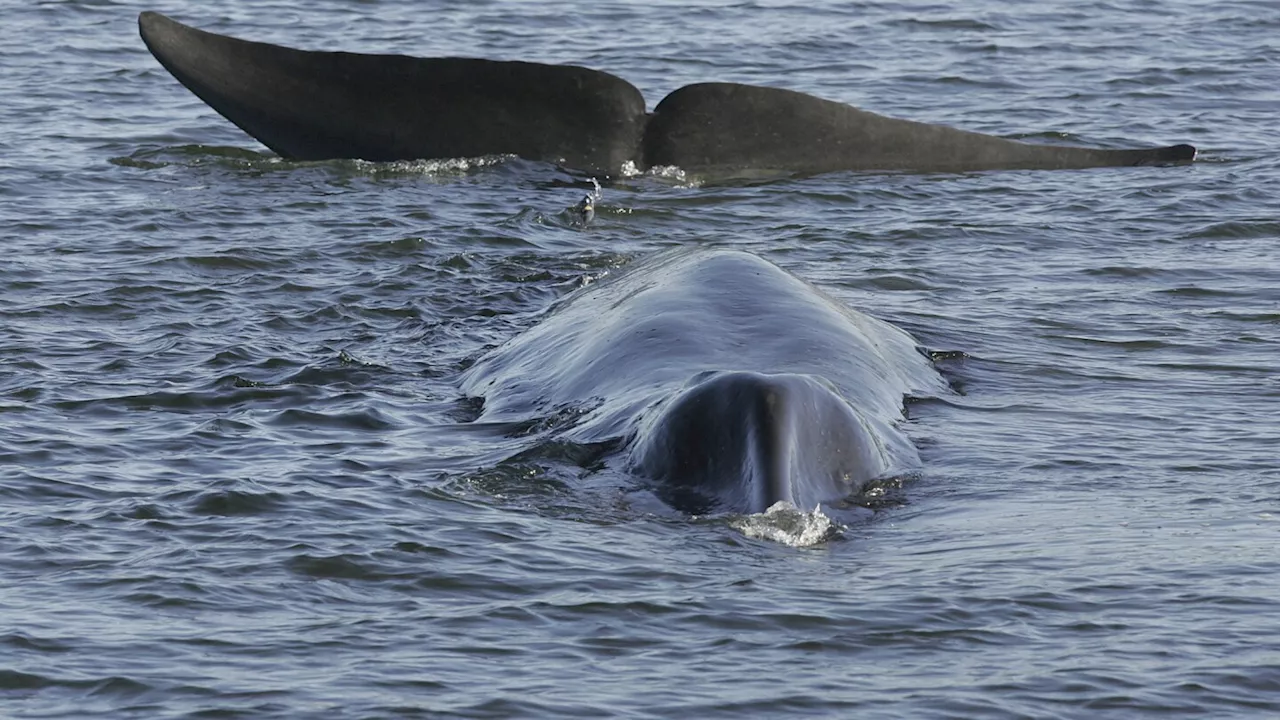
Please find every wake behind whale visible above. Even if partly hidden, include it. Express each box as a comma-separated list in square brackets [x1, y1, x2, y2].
[461, 248, 948, 516]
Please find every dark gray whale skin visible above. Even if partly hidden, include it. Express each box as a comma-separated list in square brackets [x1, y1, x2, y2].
[645, 83, 1194, 175]
[461, 249, 946, 515]
[631, 371, 892, 515]
[138, 12, 1195, 177]
[137, 11, 645, 175]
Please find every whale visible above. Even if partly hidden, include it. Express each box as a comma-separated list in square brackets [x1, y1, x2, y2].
[460, 248, 948, 515]
[137, 12, 1195, 179]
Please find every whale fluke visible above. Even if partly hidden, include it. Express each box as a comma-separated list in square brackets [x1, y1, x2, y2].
[644, 83, 1197, 175]
[138, 12, 1196, 177]
[137, 11, 645, 175]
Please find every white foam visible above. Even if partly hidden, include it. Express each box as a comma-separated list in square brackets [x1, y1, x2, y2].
[618, 161, 701, 186]
[729, 501, 844, 547]
[348, 154, 515, 175]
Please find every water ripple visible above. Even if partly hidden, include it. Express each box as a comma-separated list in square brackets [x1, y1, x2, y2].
[3, 0, 1280, 717]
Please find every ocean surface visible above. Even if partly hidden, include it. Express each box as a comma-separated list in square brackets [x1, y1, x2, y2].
[3, 0, 1279, 717]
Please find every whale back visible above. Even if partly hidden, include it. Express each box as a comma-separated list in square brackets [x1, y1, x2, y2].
[463, 249, 946, 511]
[463, 249, 938, 432]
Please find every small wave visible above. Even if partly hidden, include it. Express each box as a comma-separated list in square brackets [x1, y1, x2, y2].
[344, 154, 517, 178]
[189, 488, 286, 517]
[898, 73, 1019, 90]
[0, 669, 57, 691]
[266, 407, 398, 431]
[1186, 220, 1280, 240]
[1, 632, 72, 654]
[508, 438, 617, 468]
[635, 163, 702, 187]
[287, 552, 386, 581]
[108, 144, 272, 169]
[1012, 130, 1083, 143]
[53, 382, 314, 415]
[0, 669, 151, 697]
[889, 17, 1000, 31]
[109, 144, 518, 178]
[729, 501, 844, 547]
[447, 463, 572, 502]
[493, 404, 597, 438]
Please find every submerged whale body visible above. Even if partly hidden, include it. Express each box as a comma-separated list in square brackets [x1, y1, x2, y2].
[137, 12, 1196, 178]
[461, 249, 948, 515]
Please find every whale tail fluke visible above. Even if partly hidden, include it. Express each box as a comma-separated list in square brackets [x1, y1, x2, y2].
[1123, 143, 1197, 165]
[137, 11, 646, 175]
[138, 12, 1196, 177]
[643, 82, 1196, 175]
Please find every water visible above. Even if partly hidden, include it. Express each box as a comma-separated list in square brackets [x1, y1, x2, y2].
[3, 0, 1279, 717]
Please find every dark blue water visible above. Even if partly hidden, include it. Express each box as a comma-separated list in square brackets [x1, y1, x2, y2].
[4, 1, 1279, 717]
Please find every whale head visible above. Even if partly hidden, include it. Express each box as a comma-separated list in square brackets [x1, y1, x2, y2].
[629, 371, 890, 515]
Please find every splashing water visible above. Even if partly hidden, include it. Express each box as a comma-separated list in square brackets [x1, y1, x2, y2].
[729, 501, 846, 547]
[572, 177, 603, 225]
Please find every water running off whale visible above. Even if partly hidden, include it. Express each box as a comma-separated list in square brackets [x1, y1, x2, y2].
[461, 248, 949, 515]
[137, 12, 1196, 179]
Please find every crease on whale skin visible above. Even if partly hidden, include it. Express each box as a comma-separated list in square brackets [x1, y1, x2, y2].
[460, 248, 950, 515]
[137, 11, 1196, 178]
